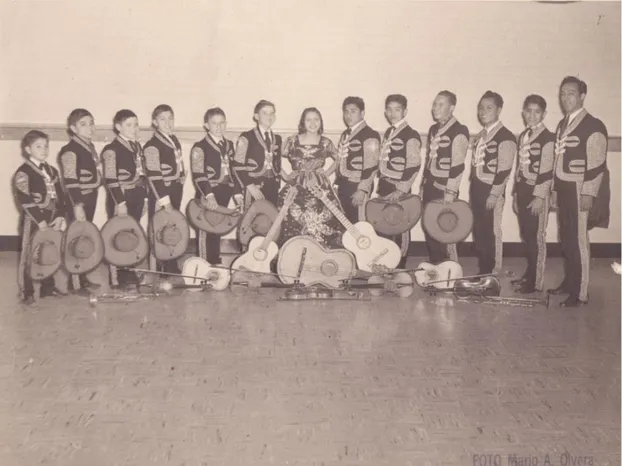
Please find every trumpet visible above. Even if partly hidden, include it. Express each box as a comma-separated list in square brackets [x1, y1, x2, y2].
[457, 293, 550, 309]
[88, 290, 168, 307]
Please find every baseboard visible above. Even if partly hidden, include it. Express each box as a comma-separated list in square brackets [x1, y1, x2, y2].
[1, 235, 619, 258]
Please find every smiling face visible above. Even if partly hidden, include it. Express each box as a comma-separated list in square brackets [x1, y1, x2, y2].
[255, 105, 276, 130]
[559, 82, 585, 115]
[70, 115, 95, 141]
[115, 117, 139, 141]
[205, 113, 227, 139]
[303, 110, 322, 134]
[522, 103, 546, 129]
[478, 97, 501, 127]
[432, 94, 454, 122]
[25, 137, 49, 162]
[153, 111, 175, 135]
[343, 104, 364, 128]
[385, 101, 407, 125]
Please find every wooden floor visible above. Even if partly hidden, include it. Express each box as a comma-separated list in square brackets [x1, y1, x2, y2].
[0, 252, 620, 466]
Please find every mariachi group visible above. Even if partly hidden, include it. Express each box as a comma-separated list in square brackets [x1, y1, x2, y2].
[13, 75, 609, 307]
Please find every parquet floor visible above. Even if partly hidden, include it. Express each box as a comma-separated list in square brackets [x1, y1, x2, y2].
[0, 252, 619, 466]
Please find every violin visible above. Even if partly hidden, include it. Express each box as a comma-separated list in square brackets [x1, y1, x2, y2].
[343, 272, 414, 298]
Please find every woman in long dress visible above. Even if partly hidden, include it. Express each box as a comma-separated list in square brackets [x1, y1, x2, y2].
[277, 107, 345, 248]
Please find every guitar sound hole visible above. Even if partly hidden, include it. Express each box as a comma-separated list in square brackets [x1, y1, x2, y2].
[320, 260, 338, 277]
[356, 237, 371, 250]
[253, 248, 268, 261]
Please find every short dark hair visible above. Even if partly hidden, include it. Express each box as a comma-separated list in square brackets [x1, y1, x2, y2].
[523, 94, 547, 112]
[297, 107, 324, 135]
[113, 109, 138, 134]
[342, 96, 365, 112]
[480, 90, 504, 108]
[437, 90, 457, 106]
[204, 107, 227, 124]
[385, 94, 407, 109]
[253, 100, 275, 115]
[21, 130, 49, 156]
[67, 109, 93, 134]
[151, 104, 174, 121]
[560, 76, 587, 95]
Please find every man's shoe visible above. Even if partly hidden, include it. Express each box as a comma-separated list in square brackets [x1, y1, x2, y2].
[84, 280, 101, 290]
[559, 296, 588, 308]
[547, 284, 568, 295]
[517, 284, 537, 294]
[21, 295, 36, 306]
[510, 276, 528, 286]
[74, 288, 92, 297]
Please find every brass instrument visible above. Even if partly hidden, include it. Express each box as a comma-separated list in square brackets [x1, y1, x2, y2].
[426, 275, 550, 308]
[88, 290, 169, 306]
[456, 292, 550, 309]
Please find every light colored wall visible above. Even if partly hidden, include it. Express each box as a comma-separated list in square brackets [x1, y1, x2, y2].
[0, 0, 620, 243]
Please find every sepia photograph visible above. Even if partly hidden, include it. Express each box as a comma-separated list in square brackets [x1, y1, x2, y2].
[0, 0, 620, 464]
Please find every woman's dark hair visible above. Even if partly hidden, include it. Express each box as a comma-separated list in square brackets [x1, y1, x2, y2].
[297, 107, 324, 135]
[21, 130, 49, 157]
[66, 108, 93, 136]
[113, 109, 138, 134]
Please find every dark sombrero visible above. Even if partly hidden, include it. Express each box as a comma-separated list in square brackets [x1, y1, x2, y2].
[237, 199, 280, 247]
[186, 199, 241, 236]
[365, 194, 422, 236]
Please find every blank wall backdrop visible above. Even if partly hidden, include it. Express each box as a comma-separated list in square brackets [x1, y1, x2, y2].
[0, 0, 620, 244]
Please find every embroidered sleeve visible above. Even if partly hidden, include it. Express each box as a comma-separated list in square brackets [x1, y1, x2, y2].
[60, 151, 78, 184]
[190, 146, 211, 197]
[445, 133, 468, 194]
[233, 136, 249, 164]
[489, 139, 517, 198]
[357, 137, 380, 194]
[532, 140, 555, 199]
[396, 137, 422, 193]
[13, 170, 44, 223]
[581, 131, 608, 197]
[323, 137, 338, 177]
[102, 149, 125, 204]
[144, 145, 168, 200]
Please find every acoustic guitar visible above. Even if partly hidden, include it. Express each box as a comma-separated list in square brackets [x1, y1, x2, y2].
[181, 256, 231, 291]
[309, 186, 402, 272]
[230, 187, 298, 275]
[277, 236, 356, 289]
[412, 260, 464, 289]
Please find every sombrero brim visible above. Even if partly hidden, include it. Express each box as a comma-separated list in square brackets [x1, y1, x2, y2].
[238, 200, 280, 247]
[186, 199, 241, 235]
[422, 200, 473, 244]
[365, 194, 422, 236]
[151, 209, 190, 261]
[101, 215, 149, 267]
[62, 220, 105, 274]
[29, 229, 63, 280]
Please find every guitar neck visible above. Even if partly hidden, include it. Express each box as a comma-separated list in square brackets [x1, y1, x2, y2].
[260, 191, 296, 249]
[316, 193, 358, 237]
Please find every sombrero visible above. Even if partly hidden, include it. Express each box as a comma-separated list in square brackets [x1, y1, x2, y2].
[150, 208, 190, 261]
[101, 215, 149, 267]
[29, 228, 63, 280]
[365, 194, 422, 236]
[62, 220, 104, 274]
[422, 200, 473, 244]
[186, 199, 241, 235]
[237, 199, 280, 247]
